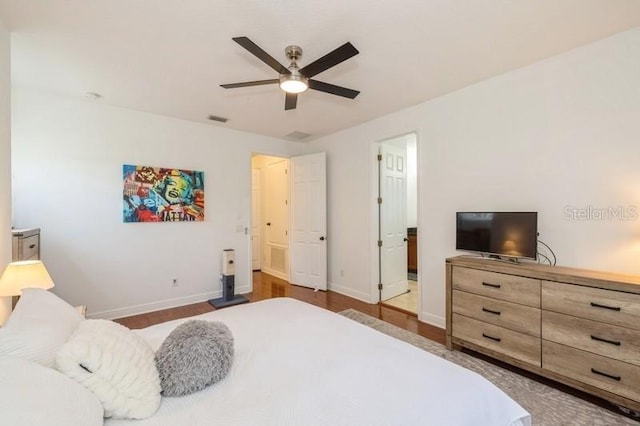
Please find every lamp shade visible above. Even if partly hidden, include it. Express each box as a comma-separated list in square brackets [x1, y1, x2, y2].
[0, 260, 55, 297]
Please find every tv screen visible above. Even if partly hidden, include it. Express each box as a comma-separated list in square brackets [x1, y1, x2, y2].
[456, 212, 538, 259]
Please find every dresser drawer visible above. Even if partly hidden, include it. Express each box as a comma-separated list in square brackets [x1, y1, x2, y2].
[453, 290, 540, 337]
[542, 281, 640, 331]
[452, 267, 540, 307]
[452, 313, 541, 367]
[543, 341, 640, 402]
[542, 310, 640, 367]
[20, 235, 40, 260]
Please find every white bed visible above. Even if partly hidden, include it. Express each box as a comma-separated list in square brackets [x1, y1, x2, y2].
[104, 298, 530, 426]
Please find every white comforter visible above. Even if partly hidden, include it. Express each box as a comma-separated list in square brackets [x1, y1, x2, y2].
[106, 298, 530, 426]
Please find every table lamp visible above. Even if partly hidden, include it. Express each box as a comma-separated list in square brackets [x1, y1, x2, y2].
[0, 260, 55, 308]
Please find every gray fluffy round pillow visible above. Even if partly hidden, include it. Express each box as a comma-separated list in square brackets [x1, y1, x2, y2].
[155, 320, 234, 397]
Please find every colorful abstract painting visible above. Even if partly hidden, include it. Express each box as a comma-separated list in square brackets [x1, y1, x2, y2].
[123, 165, 205, 222]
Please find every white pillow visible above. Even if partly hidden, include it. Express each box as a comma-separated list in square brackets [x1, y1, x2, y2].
[0, 288, 83, 367]
[0, 355, 103, 426]
[56, 319, 162, 419]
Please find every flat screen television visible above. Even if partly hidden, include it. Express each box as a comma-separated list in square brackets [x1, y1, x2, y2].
[456, 212, 538, 260]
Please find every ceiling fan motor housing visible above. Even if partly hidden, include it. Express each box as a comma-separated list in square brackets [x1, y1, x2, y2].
[285, 45, 303, 63]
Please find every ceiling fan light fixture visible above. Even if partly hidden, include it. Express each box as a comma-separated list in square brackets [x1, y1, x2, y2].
[221, 37, 359, 110]
[279, 73, 308, 94]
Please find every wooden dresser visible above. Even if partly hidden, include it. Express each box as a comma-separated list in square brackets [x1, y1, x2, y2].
[446, 256, 640, 412]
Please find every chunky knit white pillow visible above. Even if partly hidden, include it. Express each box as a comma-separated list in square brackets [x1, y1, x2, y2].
[56, 319, 161, 419]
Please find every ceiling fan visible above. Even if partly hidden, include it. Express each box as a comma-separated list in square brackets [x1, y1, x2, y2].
[220, 37, 360, 110]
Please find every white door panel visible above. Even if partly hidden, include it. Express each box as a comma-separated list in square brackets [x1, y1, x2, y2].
[380, 144, 408, 300]
[266, 160, 289, 246]
[290, 152, 327, 290]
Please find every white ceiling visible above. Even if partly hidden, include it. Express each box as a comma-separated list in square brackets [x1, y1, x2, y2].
[1, 1, 639, 141]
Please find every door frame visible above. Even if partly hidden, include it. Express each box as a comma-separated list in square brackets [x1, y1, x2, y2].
[369, 132, 422, 313]
[251, 167, 262, 271]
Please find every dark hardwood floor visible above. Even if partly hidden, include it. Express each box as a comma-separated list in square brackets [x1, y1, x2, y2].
[114, 271, 446, 344]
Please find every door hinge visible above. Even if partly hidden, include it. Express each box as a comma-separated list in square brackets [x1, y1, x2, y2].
[285, 169, 288, 175]
[378, 283, 383, 290]
[285, 200, 288, 205]
[285, 230, 288, 236]
[377, 197, 382, 204]
[377, 154, 382, 161]
[377, 240, 383, 247]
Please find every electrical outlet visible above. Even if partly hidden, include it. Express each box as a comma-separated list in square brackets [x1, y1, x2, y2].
[172, 278, 179, 287]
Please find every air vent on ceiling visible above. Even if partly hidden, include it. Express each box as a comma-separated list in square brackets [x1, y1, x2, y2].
[285, 131, 312, 141]
[208, 115, 228, 123]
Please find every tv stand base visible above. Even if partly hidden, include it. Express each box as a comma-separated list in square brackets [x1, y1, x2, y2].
[481, 253, 521, 264]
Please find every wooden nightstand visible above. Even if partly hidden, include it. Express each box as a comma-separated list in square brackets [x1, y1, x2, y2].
[11, 228, 40, 261]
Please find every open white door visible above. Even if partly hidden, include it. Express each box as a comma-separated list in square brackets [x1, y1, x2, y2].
[290, 152, 327, 290]
[379, 143, 408, 301]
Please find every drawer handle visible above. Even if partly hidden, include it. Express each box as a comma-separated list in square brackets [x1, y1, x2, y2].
[590, 302, 621, 312]
[482, 307, 501, 316]
[482, 282, 501, 289]
[590, 335, 621, 346]
[482, 333, 501, 342]
[29, 244, 36, 249]
[590, 368, 621, 382]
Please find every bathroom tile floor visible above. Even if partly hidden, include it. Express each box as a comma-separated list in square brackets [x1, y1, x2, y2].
[382, 280, 418, 314]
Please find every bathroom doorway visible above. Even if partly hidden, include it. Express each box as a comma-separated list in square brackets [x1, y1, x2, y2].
[376, 133, 419, 314]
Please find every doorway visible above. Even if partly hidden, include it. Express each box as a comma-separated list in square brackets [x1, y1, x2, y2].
[376, 133, 419, 314]
[251, 154, 290, 282]
[250, 152, 328, 291]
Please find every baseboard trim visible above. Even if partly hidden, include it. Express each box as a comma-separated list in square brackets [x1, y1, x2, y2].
[328, 282, 371, 304]
[419, 311, 445, 329]
[261, 266, 288, 282]
[88, 286, 251, 320]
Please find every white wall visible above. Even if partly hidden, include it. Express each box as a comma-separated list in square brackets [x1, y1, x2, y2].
[11, 88, 304, 319]
[308, 28, 640, 327]
[0, 18, 11, 322]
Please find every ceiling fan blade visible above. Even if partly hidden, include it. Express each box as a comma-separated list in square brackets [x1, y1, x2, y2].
[308, 80, 360, 99]
[220, 79, 279, 89]
[299, 42, 359, 78]
[285, 93, 298, 110]
[232, 37, 291, 75]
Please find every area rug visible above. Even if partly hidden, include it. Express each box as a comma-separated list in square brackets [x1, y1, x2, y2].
[339, 309, 639, 426]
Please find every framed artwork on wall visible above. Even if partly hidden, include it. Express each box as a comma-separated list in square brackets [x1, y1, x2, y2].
[122, 164, 205, 222]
